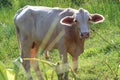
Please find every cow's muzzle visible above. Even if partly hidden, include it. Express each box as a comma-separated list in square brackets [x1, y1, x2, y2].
[80, 32, 89, 39]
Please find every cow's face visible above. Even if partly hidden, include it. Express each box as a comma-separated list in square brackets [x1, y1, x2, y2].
[60, 8, 105, 39]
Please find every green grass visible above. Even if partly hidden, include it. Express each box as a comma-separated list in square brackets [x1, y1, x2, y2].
[0, 0, 120, 80]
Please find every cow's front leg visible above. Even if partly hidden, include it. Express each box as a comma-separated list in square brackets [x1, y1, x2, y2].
[62, 52, 69, 80]
[72, 57, 78, 73]
[57, 48, 69, 80]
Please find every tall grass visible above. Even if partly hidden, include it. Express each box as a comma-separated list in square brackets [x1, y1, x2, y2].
[0, 0, 120, 80]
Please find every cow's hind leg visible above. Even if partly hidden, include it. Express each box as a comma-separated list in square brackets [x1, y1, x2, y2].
[30, 42, 44, 80]
[44, 50, 49, 60]
[20, 39, 33, 80]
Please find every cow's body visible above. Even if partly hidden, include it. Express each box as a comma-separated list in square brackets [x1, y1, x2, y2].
[14, 6, 83, 53]
[14, 5, 104, 80]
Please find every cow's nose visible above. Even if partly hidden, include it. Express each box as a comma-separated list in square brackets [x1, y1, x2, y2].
[81, 32, 89, 39]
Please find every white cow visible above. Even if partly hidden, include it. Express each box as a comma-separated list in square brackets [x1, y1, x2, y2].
[14, 5, 104, 80]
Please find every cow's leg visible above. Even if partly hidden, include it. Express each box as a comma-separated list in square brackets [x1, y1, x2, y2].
[58, 48, 68, 80]
[62, 52, 69, 80]
[30, 42, 44, 80]
[20, 40, 33, 80]
[72, 57, 78, 73]
[44, 50, 49, 60]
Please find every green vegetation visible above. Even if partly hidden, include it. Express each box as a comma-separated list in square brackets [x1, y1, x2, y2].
[0, 0, 120, 80]
[0, 62, 15, 80]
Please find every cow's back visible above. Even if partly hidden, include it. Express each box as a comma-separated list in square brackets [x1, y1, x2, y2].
[31, 6, 64, 41]
[14, 6, 70, 49]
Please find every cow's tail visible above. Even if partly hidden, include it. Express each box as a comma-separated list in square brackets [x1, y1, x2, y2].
[14, 20, 21, 50]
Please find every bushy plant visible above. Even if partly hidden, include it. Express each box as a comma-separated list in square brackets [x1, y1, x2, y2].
[0, 62, 15, 80]
[0, 0, 12, 8]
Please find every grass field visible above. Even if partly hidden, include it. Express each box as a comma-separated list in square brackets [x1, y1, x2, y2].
[0, 0, 120, 80]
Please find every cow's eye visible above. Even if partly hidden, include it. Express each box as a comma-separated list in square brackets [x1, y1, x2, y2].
[88, 18, 91, 21]
[74, 20, 77, 22]
[88, 16, 92, 21]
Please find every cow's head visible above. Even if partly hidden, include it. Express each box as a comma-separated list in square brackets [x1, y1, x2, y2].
[60, 8, 105, 39]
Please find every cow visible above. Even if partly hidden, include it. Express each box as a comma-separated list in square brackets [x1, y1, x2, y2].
[14, 5, 104, 80]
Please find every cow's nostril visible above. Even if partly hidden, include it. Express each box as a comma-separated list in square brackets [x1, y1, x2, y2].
[86, 33, 89, 37]
[81, 33, 84, 37]
[81, 32, 89, 38]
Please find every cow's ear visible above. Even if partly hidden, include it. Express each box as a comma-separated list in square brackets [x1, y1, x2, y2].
[90, 14, 105, 23]
[60, 16, 74, 26]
